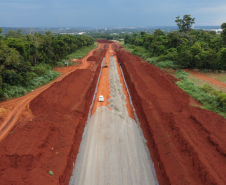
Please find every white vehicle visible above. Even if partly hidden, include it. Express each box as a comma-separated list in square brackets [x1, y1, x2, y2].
[99, 95, 104, 102]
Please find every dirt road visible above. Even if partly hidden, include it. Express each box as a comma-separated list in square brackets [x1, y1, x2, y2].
[70, 48, 158, 185]
[184, 69, 226, 88]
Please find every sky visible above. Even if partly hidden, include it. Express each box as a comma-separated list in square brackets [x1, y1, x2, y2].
[0, 0, 225, 27]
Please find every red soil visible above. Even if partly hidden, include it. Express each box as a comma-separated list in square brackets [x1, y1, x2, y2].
[96, 39, 115, 43]
[87, 56, 97, 61]
[114, 46, 226, 185]
[0, 48, 106, 184]
[0, 45, 101, 143]
[91, 44, 134, 119]
[91, 45, 111, 114]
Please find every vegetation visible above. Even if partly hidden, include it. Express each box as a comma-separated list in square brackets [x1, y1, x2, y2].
[0, 28, 95, 100]
[175, 70, 226, 118]
[175, 15, 195, 32]
[56, 43, 98, 67]
[124, 15, 226, 72]
[121, 16, 226, 118]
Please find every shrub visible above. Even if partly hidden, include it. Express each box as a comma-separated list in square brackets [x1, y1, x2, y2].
[32, 63, 51, 76]
[175, 70, 226, 117]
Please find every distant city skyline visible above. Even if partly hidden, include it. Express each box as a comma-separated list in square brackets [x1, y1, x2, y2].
[0, 0, 225, 27]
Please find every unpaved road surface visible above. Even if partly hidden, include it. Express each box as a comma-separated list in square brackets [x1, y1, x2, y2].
[70, 53, 158, 185]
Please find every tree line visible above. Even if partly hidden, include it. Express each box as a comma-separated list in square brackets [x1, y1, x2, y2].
[0, 28, 95, 99]
[124, 15, 226, 71]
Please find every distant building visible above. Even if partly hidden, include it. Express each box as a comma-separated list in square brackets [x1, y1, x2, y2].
[202, 29, 222, 34]
[78, 32, 85, 35]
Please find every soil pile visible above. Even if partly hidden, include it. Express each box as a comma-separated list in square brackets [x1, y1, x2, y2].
[116, 49, 226, 185]
[96, 39, 114, 43]
[0, 49, 106, 185]
[87, 56, 97, 61]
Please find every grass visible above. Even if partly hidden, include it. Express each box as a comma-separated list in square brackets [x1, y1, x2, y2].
[175, 70, 226, 118]
[56, 43, 98, 67]
[197, 71, 226, 83]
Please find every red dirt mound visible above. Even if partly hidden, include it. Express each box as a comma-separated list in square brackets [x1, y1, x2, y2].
[112, 43, 123, 49]
[87, 55, 97, 61]
[0, 49, 106, 185]
[116, 49, 226, 185]
[96, 39, 114, 43]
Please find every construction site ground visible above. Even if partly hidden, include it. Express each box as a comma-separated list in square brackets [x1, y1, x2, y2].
[0, 41, 226, 185]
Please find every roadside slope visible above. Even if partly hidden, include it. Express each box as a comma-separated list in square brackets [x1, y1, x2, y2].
[115, 47, 226, 185]
[0, 49, 106, 185]
[0, 44, 101, 143]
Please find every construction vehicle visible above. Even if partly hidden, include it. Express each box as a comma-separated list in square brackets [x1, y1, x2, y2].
[103, 63, 108, 68]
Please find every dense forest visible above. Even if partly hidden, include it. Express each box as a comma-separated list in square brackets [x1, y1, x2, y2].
[124, 17, 226, 71]
[0, 28, 95, 100]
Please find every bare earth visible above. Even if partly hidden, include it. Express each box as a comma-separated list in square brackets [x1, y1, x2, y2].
[69, 53, 158, 185]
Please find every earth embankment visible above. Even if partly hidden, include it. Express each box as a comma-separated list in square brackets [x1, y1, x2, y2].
[96, 39, 115, 43]
[0, 49, 106, 185]
[114, 47, 226, 185]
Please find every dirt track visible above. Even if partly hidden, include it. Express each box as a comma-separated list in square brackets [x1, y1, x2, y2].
[184, 69, 226, 88]
[114, 44, 226, 185]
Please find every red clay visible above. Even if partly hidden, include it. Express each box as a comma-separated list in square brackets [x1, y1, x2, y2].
[96, 39, 115, 43]
[0, 47, 107, 185]
[91, 44, 111, 114]
[91, 44, 135, 119]
[87, 56, 97, 61]
[0, 45, 100, 143]
[114, 45, 226, 185]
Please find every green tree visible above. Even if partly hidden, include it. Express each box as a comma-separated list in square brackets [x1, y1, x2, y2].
[153, 29, 165, 37]
[7, 30, 17, 37]
[124, 35, 130, 44]
[45, 31, 53, 37]
[0, 28, 2, 40]
[29, 32, 44, 65]
[175, 15, 195, 32]
[221, 22, 226, 44]
[16, 29, 23, 36]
